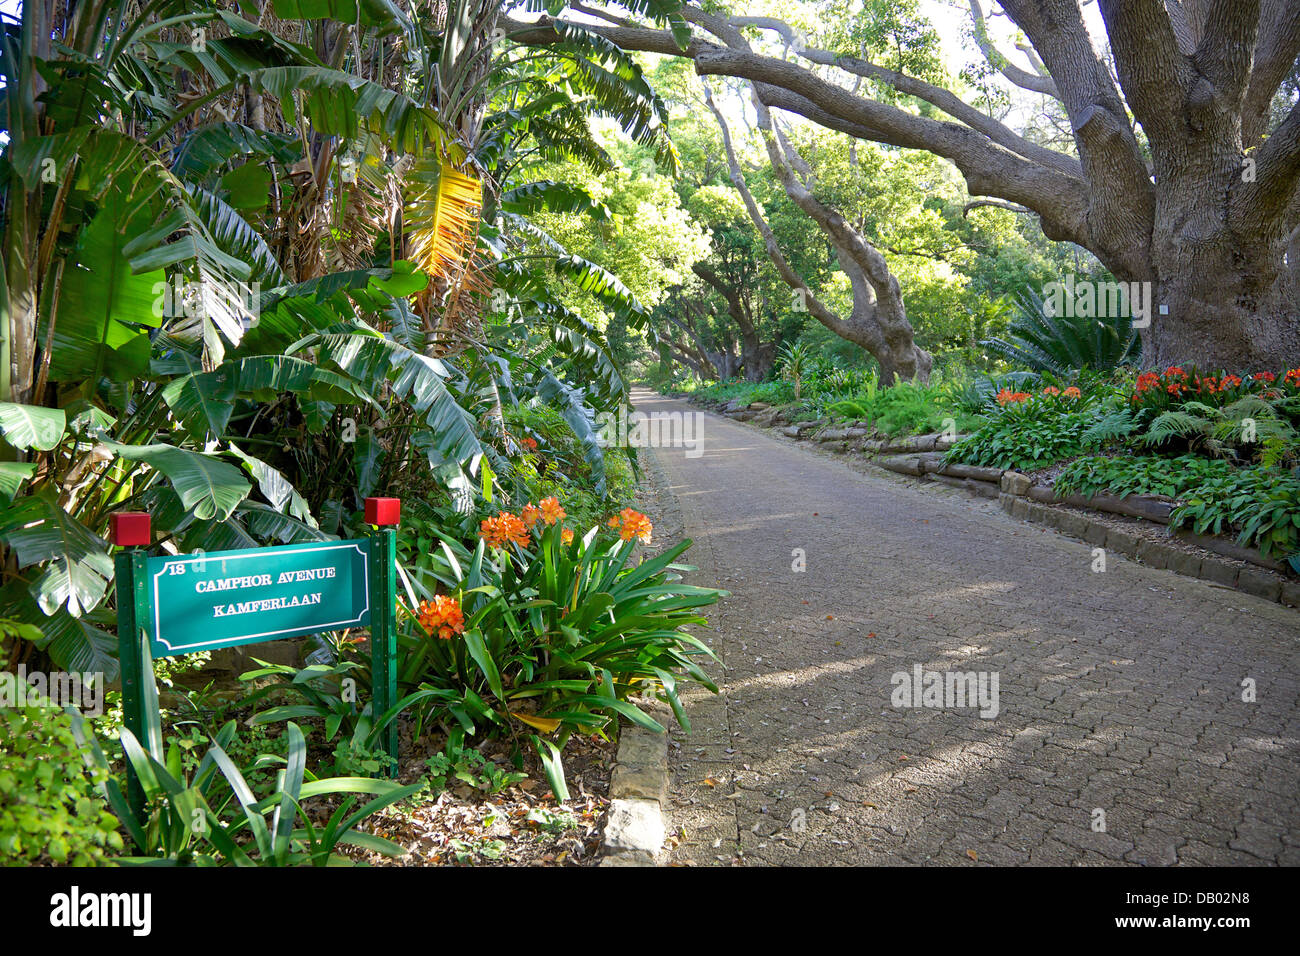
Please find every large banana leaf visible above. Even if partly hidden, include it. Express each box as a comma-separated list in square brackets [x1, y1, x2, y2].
[500, 181, 610, 221]
[102, 442, 251, 521]
[405, 157, 483, 285]
[295, 330, 484, 466]
[0, 497, 113, 617]
[48, 199, 165, 383]
[0, 403, 66, 450]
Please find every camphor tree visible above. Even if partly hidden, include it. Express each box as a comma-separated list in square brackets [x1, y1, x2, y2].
[701, 77, 932, 383]
[508, 0, 1300, 370]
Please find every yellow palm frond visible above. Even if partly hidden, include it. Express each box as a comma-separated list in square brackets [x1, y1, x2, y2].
[404, 157, 482, 284]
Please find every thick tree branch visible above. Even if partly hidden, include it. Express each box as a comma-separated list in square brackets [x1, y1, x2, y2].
[794, 47, 1083, 178]
[699, 80, 860, 347]
[1193, 0, 1260, 107]
[1093, 0, 1193, 145]
[1233, 99, 1300, 239]
[968, 0, 1059, 96]
[1242, 0, 1300, 146]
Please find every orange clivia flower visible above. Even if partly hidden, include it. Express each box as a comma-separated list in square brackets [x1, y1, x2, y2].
[1253, 371, 1276, 383]
[1041, 386, 1060, 396]
[561, 527, 575, 545]
[479, 512, 531, 550]
[521, 437, 538, 451]
[611, 507, 653, 544]
[1061, 386, 1081, 399]
[538, 496, 566, 525]
[520, 503, 542, 527]
[417, 595, 465, 640]
[996, 389, 1031, 406]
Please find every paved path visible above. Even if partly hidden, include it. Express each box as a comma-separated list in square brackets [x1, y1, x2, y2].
[633, 388, 1300, 865]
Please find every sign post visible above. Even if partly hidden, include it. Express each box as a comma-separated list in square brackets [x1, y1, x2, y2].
[365, 497, 400, 776]
[110, 499, 403, 837]
[110, 513, 162, 828]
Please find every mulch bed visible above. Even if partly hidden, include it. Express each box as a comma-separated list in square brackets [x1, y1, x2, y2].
[344, 732, 616, 867]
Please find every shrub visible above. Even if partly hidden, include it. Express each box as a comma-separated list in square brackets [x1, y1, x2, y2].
[396, 517, 723, 799]
[1170, 468, 1300, 559]
[72, 716, 419, 865]
[0, 704, 123, 864]
[299, 504, 723, 800]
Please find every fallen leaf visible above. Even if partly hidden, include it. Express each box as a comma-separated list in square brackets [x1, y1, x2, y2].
[966, 849, 978, 862]
[703, 777, 719, 788]
[510, 711, 561, 733]
[826, 615, 834, 620]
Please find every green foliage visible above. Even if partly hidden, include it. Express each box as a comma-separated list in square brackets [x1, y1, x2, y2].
[421, 740, 527, 796]
[1055, 455, 1239, 500]
[389, 520, 722, 800]
[1170, 469, 1300, 559]
[983, 289, 1140, 374]
[72, 715, 419, 865]
[239, 658, 446, 778]
[946, 399, 1097, 470]
[1140, 396, 1297, 464]
[0, 705, 123, 864]
[692, 378, 795, 406]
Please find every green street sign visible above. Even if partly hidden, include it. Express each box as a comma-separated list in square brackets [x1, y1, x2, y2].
[111, 502, 404, 842]
[145, 540, 372, 657]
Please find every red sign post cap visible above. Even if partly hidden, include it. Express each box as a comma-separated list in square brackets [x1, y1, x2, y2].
[364, 497, 401, 526]
[110, 512, 152, 547]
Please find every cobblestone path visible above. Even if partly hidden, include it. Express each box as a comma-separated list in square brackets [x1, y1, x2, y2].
[634, 388, 1300, 865]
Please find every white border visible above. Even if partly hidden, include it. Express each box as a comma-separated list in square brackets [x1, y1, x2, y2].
[150, 541, 370, 653]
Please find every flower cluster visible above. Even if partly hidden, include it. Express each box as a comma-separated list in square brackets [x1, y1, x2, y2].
[521, 437, 538, 452]
[608, 507, 653, 543]
[996, 388, 1031, 406]
[479, 511, 531, 550]
[1132, 366, 1300, 406]
[538, 496, 565, 525]
[418, 594, 465, 640]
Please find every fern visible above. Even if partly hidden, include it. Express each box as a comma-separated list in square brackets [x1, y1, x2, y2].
[1082, 408, 1139, 447]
